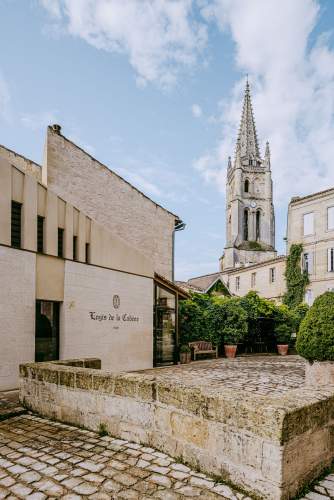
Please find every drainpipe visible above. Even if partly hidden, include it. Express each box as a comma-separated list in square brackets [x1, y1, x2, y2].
[172, 219, 186, 282]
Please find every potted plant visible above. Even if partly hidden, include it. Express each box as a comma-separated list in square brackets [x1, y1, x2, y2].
[222, 300, 248, 359]
[296, 292, 334, 386]
[179, 345, 191, 364]
[275, 323, 292, 355]
[224, 327, 244, 358]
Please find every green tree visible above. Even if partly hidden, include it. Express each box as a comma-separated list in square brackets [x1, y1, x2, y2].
[296, 292, 334, 361]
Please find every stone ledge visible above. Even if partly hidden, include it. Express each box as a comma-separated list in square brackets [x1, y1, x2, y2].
[19, 358, 334, 499]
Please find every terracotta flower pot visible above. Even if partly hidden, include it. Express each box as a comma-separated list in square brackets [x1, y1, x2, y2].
[224, 345, 237, 358]
[180, 352, 191, 364]
[277, 344, 289, 356]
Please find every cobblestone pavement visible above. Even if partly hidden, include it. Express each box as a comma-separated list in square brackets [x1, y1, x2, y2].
[0, 414, 251, 500]
[0, 392, 25, 422]
[301, 474, 334, 499]
[137, 355, 306, 396]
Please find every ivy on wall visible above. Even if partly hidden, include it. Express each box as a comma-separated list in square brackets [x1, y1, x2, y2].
[283, 243, 309, 308]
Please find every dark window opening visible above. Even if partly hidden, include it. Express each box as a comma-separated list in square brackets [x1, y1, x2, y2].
[243, 209, 249, 241]
[73, 236, 77, 261]
[58, 228, 64, 258]
[256, 210, 261, 241]
[244, 179, 249, 193]
[37, 216, 44, 253]
[35, 301, 60, 362]
[11, 201, 22, 248]
[85, 243, 90, 263]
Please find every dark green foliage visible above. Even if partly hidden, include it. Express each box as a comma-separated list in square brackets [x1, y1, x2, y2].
[283, 244, 309, 308]
[179, 345, 191, 353]
[207, 279, 230, 296]
[292, 302, 309, 331]
[98, 423, 108, 437]
[203, 298, 247, 346]
[178, 293, 210, 344]
[275, 323, 292, 344]
[296, 292, 334, 361]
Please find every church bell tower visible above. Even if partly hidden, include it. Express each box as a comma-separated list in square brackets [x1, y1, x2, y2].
[221, 81, 276, 270]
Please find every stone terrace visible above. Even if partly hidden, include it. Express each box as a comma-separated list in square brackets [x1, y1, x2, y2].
[135, 355, 306, 396]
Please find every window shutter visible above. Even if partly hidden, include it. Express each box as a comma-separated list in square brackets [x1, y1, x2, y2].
[308, 251, 313, 274]
[303, 213, 314, 236]
[328, 248, 332, 272]
[328, 207, 334, 230]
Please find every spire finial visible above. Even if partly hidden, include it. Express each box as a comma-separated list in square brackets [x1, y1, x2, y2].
[235, 77, 260, 160]
[265, 141, 270, 157]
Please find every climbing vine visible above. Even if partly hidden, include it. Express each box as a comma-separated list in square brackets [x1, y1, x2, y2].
[283, 243, 309, 308]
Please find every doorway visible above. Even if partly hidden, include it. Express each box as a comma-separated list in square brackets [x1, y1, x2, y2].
[154, 284, 177, 366]
[35, 301, 60, 362]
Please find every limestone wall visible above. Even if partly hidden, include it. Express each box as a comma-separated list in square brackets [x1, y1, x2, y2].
[44, 127, 177, 279]
[0, 247, 35, 389]
[0, 144, 41, 181]
[61, 261, 153, 371]
[20, 359, 334, 499]
[222, 257, 286, 302]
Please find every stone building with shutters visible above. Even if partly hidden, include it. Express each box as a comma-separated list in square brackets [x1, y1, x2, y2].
[0, 131, 187, 391]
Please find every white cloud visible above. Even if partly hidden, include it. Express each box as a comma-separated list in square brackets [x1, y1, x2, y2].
[191, 103, 202, 117]
[196, 0, 334, 206]
[40, 0, 208, 88]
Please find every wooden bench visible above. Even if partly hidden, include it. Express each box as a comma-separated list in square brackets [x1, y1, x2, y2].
[188, 341, 218, 361]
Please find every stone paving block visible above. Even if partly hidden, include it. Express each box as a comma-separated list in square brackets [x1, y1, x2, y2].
[72, 481, 98, 495]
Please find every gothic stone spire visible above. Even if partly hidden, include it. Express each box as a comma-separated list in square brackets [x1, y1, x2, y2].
[237, 80, 260, 161]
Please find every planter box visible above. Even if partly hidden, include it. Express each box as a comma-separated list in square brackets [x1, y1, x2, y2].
[305, 360, 334, 386]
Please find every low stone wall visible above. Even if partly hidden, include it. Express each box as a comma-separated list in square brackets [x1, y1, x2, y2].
[19, 359, 334, 499]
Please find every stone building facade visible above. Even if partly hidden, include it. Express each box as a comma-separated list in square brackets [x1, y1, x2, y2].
[287, 188, 334, 304]
[43, 125, 182, 280]
[0, 131, 187, 390]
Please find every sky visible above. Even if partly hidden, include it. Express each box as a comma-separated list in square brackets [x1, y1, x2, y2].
[1, 0, 334, 281]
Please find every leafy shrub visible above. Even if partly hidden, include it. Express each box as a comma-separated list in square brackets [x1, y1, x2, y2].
[292, 302, 309, 331]
[178, 295, 208, 344]
[296, 292, 334, 361]
[206, 298, 247, 346]
[275, 323, 292, 344]
[179, 345, 191, 353]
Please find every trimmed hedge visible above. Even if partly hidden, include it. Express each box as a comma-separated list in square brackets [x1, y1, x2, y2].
[296, 291, 334, 361]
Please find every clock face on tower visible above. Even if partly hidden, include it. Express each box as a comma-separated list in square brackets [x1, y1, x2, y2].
[250, 201, 257, 208]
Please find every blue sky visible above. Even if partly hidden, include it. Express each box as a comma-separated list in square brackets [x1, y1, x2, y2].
[1, 0, 334, 280]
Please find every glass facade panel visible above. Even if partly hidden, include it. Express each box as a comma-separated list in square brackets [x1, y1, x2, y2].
[35, 301, 60, 362]
[154, 285, 176, 366]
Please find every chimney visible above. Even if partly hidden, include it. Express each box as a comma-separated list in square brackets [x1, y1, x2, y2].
[51, 124, 62, 134]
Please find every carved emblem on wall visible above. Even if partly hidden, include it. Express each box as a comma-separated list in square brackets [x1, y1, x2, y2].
[113, 295, 120, 309]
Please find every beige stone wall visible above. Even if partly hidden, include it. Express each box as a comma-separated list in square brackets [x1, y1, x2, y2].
[61, 261, 153, 371]
[0, 144, 41, 181]
[288, 189, 334, 303]
[0, 158, 153, 277]
[223, 257, 286, 301]
[20, 360, 334, 499]
[0, 247, 35, 390]
[44, 127, 177, 279]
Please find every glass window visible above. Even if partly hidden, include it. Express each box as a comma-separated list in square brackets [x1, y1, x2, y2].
[11, 201, 22, 248]
[251, 273, 256, 288]
[303, 252, 313, 274]
[269, 267, 276, 283]
[328, 248, 334, 272]
[37, 216, 44, 253]
[244, 179, 249, 193]
[303, 212, 314, 236]
[35, 301, 60, 362]
[235, 276, 240, 291]
[154, 285, 176, 366]
[328, 207, 334, 230]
